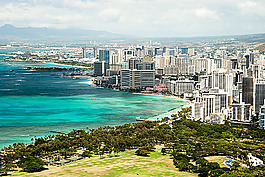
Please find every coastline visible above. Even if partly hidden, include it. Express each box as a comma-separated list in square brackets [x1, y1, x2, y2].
[80, 78, 191, 121]
[0, 60, 188, 149]
[131, 92, 191, 121]
[45, 62, 88, 69]
[132, 92, 191, 106]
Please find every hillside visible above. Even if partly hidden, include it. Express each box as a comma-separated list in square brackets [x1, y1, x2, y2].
[255, 43, 265, 52]
[0, 24, 128, 42]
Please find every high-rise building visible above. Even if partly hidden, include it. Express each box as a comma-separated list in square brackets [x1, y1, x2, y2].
[116, 49, 124, 64]
[156, 49, 163, 56]
[245, 54, 250, 69]
[192, 102, 203, 119]
[99, 50, 110, 63]
[193, 95, 221, 121]
[188, 48, 194, 56]
[250, 53, 254, 64]
[110, 53, 119, 65]
[120, 69, 130, 89]
[154, 48, 160, 55]
[135, 48, 144, 57]
[181, 48, 188, 55]
[202, 89, 228, 113]
[136, 62, 155, 70]
[124, 49, 134, 61]
[175, 57, 192, 75]
[251, 65, 264, 80]
[94, 61, 109, 76]
[146, 48, 153, 56]
[164, 48, 176, 56]
[120, 69, 155, 89]
[231, 103, 251, 123]
[167, 78, 194, 94]
[242, 77, 254, 105]
[155, 56, 165, 69]
[82, 48, 86, 58]
[129, 58, 142, 70]
[230, 58, 238, 69]
[254, 81, 265, 114]
[192, 58, 212, 74]
[259, 102, 265, 129]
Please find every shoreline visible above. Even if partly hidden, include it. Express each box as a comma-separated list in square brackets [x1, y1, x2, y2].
[132, 92, 191, 106]
[45, 62, 89, 69]
[0, 60, 189, 149]
[130, 92, 191, 121]
[81, 78, 191, 121]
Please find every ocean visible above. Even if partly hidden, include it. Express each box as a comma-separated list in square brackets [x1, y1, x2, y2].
[0, 55, 185, 149]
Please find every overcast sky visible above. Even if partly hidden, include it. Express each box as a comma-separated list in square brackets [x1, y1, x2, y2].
[0, 0, 264, 37]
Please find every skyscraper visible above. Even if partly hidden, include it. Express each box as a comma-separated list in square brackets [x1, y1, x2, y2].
[255, 81, 265, 114]
[250, 53, 254, 64]
[259, 103, 265, 129]
[94, 61, 109, 76]
[82, 48, 86, 58]
[129, 58, 142, 70]
[136, 62, 155, 70]
[245, 54, 250, 69]
[93, 47, 97, 58]
[99, 50, 110, 63]
[120, 69, 155, 89]
[181, 48, 188, 55]
[242, 77, 254, 106]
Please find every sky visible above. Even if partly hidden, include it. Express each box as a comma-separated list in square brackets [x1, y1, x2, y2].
[0, 0, 265, 37]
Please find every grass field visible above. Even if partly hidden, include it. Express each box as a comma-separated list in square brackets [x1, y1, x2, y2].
[205, 156, 231, 168]
[10, 146, 197, 177]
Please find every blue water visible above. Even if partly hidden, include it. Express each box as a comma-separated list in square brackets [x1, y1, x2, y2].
[0, 58, 185, 148]
[223, 160, 233, 167]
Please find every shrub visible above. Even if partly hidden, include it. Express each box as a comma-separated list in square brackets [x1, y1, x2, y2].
[18, 156, 46, 172]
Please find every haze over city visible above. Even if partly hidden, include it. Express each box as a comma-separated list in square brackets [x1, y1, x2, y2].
[0, 0, 265, 37]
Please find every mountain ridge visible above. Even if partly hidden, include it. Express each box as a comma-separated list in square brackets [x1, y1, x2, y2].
[0, 24, 264, 44]
[0, 24, 128, 42]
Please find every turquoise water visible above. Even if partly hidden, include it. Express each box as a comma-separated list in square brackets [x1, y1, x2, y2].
[0, 58, 185, 148]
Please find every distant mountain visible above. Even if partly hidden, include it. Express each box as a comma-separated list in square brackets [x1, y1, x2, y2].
[0, 24, 129, 42]
[0, 24, 264, 44]
[255, 43, 265, 52]
[145, 33, 265, 44]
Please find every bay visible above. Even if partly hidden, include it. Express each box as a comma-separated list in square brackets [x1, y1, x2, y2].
[0, 58, 185, 148]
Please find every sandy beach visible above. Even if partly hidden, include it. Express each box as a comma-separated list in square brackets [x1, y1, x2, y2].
[132, 92, 191, 121]
[46, 62, 89, 68]
[132, 92, 191, 106]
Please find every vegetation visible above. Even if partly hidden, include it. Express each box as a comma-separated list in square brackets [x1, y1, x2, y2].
[1, 107, 265, 176]
[18, 156, 46, 172]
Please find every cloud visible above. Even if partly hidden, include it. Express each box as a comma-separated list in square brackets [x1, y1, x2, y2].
[0, 0, 264, 37]
[195, 8, 219, 20]
[239, 1, 257, 8]
[99, 8, 121, 22]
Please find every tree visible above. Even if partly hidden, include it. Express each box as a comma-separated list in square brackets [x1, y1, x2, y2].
[198, 167, 210, 177]
[161, 148, 167, 155]
[135, 148, 150, 156]
[82, 150, 92, 158]
[18, 156, 46, 172]
[0, 166, 9, 176]
[196, 157, 209, 167]
[177, 161, 189, 171]
[231, 161, 240, 171]
[209, 169, 225, 177]
[220, 171, 254, 177]
[208, 162, 220, 170]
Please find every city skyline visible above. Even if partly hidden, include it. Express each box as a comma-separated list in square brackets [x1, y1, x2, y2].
[0, 0, 264, 37]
